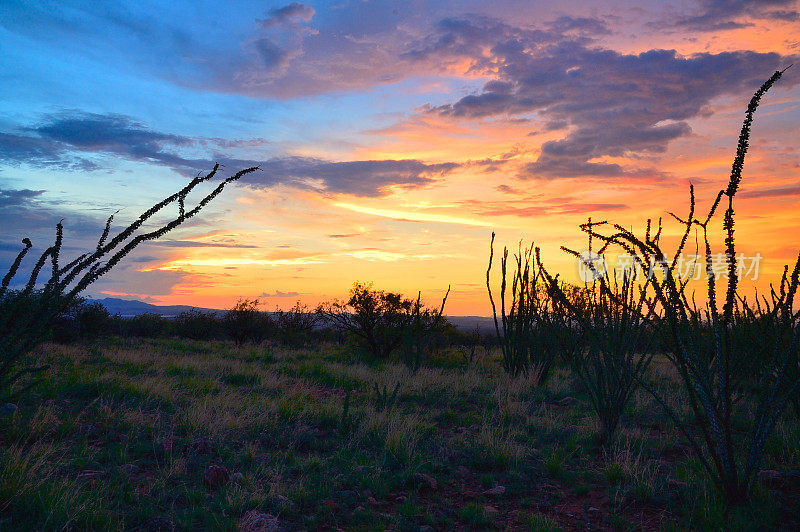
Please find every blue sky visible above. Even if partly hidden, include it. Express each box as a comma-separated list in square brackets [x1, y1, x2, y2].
[1, 0, 799, 313]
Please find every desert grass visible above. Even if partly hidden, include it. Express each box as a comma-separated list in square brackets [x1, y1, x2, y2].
[1, 338, 798, 530]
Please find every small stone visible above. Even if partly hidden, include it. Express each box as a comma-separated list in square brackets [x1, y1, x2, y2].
[0, 403, 19, 417]
[237, 510, 282, 532]
[484, 505, 498, 515]
[394, 494, 407, 503]
[483, 485, 506, 496]
[368, 496, 380, 507]
[413, 472, 438, 491]
[463, 490, 478, 499]
[588, 506, 600, 512]
[203, 464, 230, 488]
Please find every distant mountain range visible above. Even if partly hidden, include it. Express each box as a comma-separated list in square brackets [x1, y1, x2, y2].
[89, 297, 222, 318]
[90, 297, 497, 333]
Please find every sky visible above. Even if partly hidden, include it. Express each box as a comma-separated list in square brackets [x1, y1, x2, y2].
[1, 0, 799, 315]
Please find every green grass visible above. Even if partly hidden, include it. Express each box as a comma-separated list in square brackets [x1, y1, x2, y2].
[1, 338, 798, 530]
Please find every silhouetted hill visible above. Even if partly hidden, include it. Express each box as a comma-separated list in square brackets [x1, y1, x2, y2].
[89, 298, 222, 318]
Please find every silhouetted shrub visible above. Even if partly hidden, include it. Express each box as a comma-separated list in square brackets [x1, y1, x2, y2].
[51, 299, 111, 344]
[109, 313, 172, 338]
[224, 298, 272, 346]
[318, 282, 450, 363]
[274, 301, 318, 347]
[174, 309, 223, 340]
[399, 287, 450, 371]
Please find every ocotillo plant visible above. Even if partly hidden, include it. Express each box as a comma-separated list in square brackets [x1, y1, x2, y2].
[543, 248, 656, 445]
[400, 285, 451, 371]
[486, 238, 570, 382]
[575, 69, 797, 505]
[0, 163, 258, 398]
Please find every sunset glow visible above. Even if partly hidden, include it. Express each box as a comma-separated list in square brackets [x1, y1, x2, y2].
[1, 0, 799, 315]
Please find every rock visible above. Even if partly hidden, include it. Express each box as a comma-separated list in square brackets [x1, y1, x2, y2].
[0, 403, 19, 417]
[462, 490, 478, 499]
[394, 494, 407, 503]
[187, 437, 212, 455]
[368, 496, 380, 507]
[413, 472, 438, 492]
[237, 510, 282, 532]
[483, 485, 506, 496]
[143, 516, 175, 531]
[484, 505, 498, 515]
[203, 464, 230, 488]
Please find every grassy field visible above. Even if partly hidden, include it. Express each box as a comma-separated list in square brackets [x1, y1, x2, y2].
[1, 338, 799, 530]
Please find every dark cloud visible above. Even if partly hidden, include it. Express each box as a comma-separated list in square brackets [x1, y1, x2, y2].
[652, 0, 797, 32]
[462, 196, 628, 218]
[4, 112, 459, 197]
[255, 38, 290, 68]
[261, 290, 301, 297]
[0, 188, 44, 207]
[150, 240, 259, 248]
[476, 202, 628, 217]
[32, 112, 204, 174]
[0, 132, 99, 171]
[401, 15, 550, 65]
[417, 18, 791, 179]
[547, 15, 611, 35]
[249, 156, 459, 197]
[766, 9, 800, 21]
[740, 182, 800, 199]
[258, 2, 315, 28]
[495, 184, 520, 194]
[327, 233, 359, 238]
